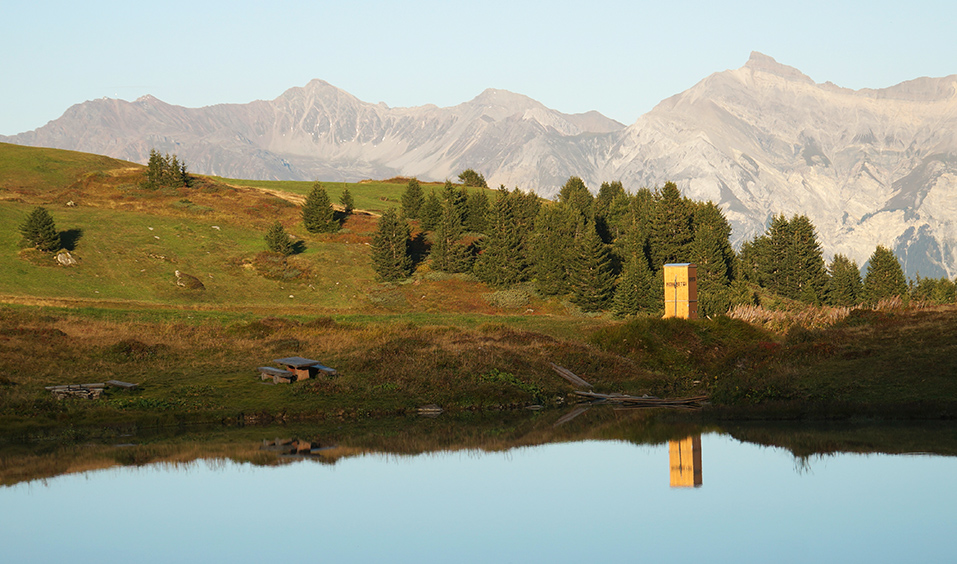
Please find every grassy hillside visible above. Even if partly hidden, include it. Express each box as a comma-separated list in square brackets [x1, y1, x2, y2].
[0, 144, 510, 313]
[2, 143, 955, 432]
[0, 142, 136, 193]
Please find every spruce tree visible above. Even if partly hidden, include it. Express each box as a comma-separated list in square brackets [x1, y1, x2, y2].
[371, 207, 412, 281]
[464, 190, 490, 233]
[568, 222, 615, 312]
[689, 201, 734, 288]
[419, 190, 442, 231]
[748, 214, 826, 303]
[789, 215, 828, 303]
[863, 246, 908, 304]
[302, 182, 338, 233]
[910, 276, 956, 304]
[19, 206, 60, 252]
[690, 202, 736, 316]
[339, 187, 355, 216]
[738, 235, 770, 285]
[612, 250, 657, 317]
[595, 181, 629, 245]
[458, 169, 488, 188]
[142, 149, 190, 189]
[430, 181, 473, 273]
[649, 182, 693, 268]
[401, 178, 424, 219]
[557, 176, 594, 220]
[473, 187, 529, 287]
[264, 221, 294, 256]
[825, 254, 863, 306]
[530, 203, 581, 296]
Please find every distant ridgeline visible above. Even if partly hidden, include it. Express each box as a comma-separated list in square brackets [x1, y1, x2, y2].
[372, 176, 953, 316]
[9, 54, 957, 278]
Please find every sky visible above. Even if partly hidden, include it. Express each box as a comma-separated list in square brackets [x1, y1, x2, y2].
[3, 0, 957, 136]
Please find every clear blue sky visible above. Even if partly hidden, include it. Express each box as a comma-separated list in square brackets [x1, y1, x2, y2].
[3, 0, 956, 136]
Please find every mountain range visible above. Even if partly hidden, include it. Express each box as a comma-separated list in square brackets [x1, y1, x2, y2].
[5, 52, 957, 279]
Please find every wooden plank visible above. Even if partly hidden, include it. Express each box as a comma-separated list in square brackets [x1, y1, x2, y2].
[106, 380, 138, 389]
[549, 363, 593, 388]
[258, 367, 293, 377]
[573, 390, 707, 409]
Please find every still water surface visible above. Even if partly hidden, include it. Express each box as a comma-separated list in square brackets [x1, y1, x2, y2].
[3, 432, 955, 563]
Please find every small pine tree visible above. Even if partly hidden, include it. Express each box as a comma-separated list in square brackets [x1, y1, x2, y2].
[401, 178, 424, 219]
[530, 203, 581, 296]
[264, 221, 294, 256]
[19, 206, 60, 252]
[557, 176, 594, 220]
[825, 254, 863, 306]
[612, 251, 657, 317]
[568, 222, 616, 312]
[458, 169, 488, 188]
[464, 190, 489, 233]
[302, 182, 339, 233]
[473, 187, 529, 287]
[339, 187, 355, 216]
[143, 149, 191, 189]
[910, 276, 957, 305]
[430, 182, 474, 273]
[863, 246, 908, 304]
[371, 208, 413, 281]
[419, 191, 442, 231]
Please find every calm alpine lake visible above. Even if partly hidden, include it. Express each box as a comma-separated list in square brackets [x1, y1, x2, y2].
[2, 413, 956, 563]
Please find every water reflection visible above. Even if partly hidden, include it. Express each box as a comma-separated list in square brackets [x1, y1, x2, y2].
[4, 428, 956, 564]
[669, 435, 702, 488]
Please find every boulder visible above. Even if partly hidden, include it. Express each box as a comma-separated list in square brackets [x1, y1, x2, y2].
[174, 269, 205, 290]
[56, 250, 78, 267]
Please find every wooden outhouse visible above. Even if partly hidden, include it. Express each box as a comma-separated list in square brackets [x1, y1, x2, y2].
[669, 435, 702, 488]
[662, 263, 698, 319]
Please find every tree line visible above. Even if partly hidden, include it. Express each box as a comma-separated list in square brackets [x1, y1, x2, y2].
[370, 173, 957, 314]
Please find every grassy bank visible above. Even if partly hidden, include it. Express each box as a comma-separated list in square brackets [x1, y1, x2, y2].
[2, 301, 956, 436]
[591, 303, 957, 418]
[0, 303, 644, 434]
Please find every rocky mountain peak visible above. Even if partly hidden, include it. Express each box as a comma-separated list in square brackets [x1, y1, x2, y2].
[743, 51, 815, 84]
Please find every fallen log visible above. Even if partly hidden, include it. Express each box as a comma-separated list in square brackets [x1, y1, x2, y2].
[549, 363, 593, 389]
[553, 406, 590, 427]
[573, 390, 708, 409]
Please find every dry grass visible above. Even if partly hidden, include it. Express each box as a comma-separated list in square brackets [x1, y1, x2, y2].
[727, 304, 853, 333]
[0, 305, 657, 431]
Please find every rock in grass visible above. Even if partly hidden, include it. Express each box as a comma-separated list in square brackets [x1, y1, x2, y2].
[174, 270, 205, 290]
[56, 250, 78, 267]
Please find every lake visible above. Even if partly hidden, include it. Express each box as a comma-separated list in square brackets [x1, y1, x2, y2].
[2, 414, 956, 563]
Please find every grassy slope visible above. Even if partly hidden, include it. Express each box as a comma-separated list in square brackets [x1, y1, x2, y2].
[1, 143, 955, 430]
[0, 144, 626, 430]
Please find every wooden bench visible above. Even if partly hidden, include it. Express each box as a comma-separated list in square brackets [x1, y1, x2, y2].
[258, 366, 296, 384]
[311, 363, 337, 376]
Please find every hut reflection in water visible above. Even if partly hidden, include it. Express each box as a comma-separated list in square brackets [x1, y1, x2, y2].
[669, 435, 702, 488]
